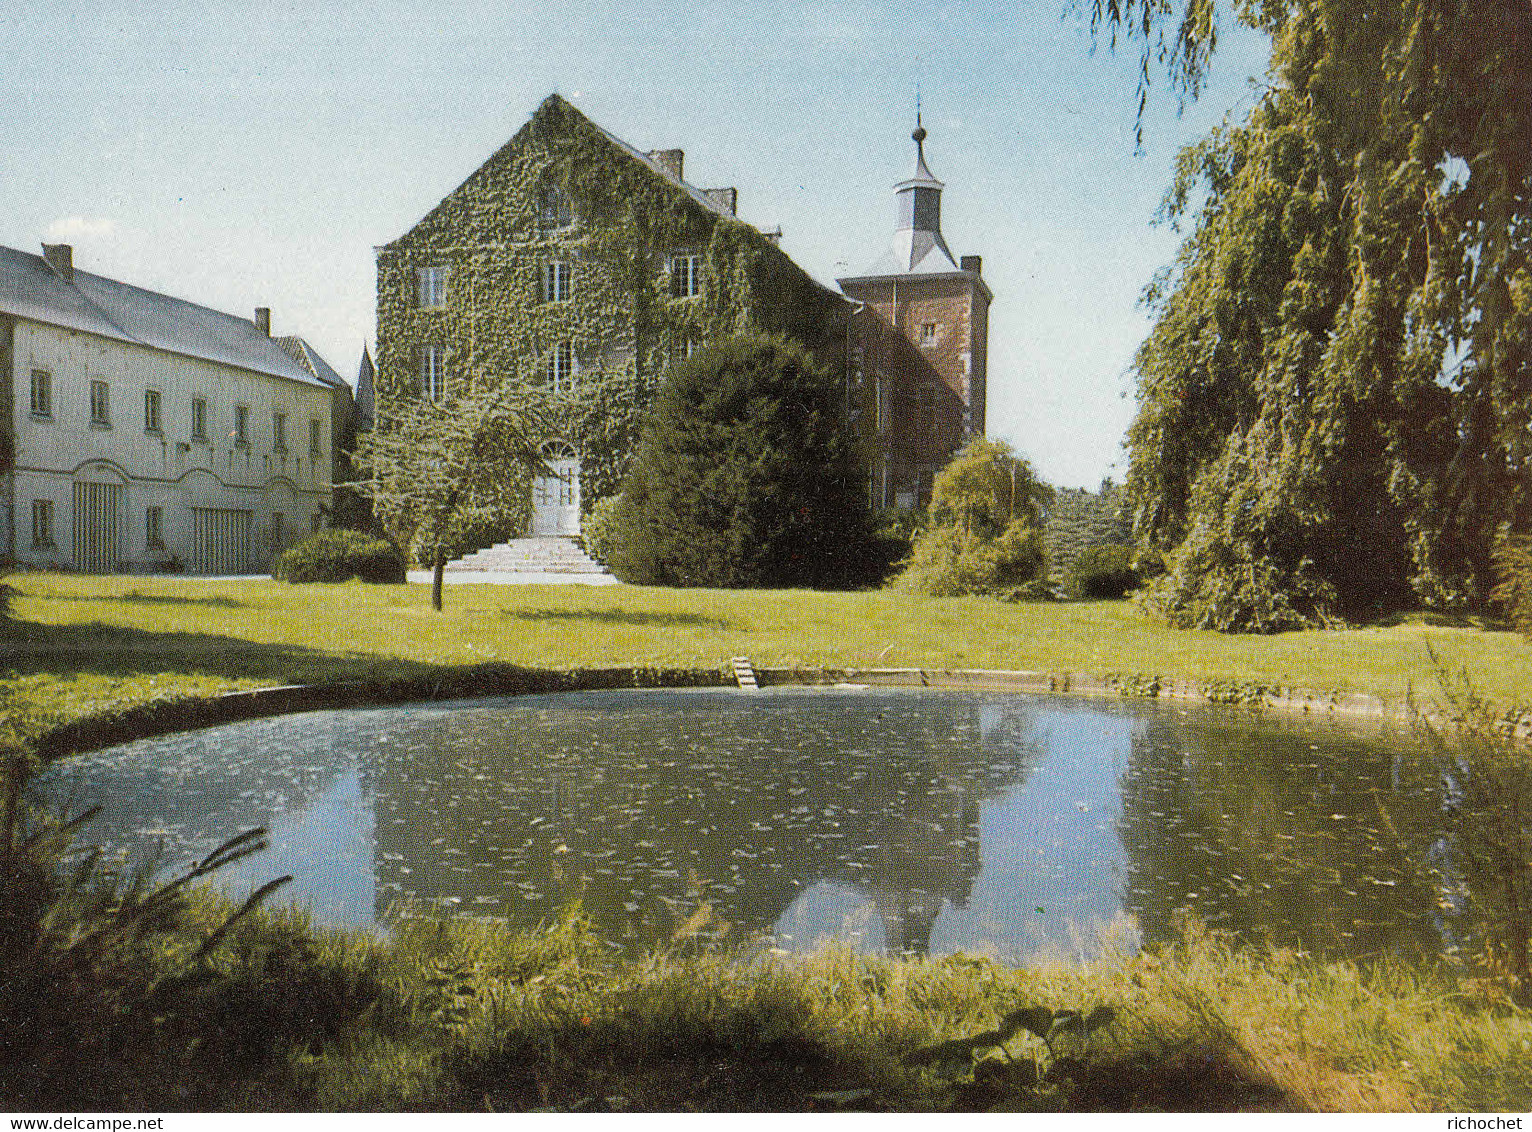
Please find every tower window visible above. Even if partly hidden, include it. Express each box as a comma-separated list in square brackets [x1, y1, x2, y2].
[191, 397, 207, 440]
[919, 322, 938, 344]
[144, 389, 162, 433]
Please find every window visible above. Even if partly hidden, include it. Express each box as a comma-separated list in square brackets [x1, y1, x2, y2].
[273, 412, 287, 452]
[311, 513, 323, 534]
[144, 389, 161, 433]
[540, 261, 570, 303]
[145, 506, 163, 549]
[669, 252, 701, 298]
[309, 418, 322, 456]
[537, 185, 573, 230]
[234, 404, 249, 446]
[420, 345, 447, 400]
[29, 370, 51, 417]
[547, 341, 575, 393]
[919, 322, 938, 344]
[272, 512, 285, 552]
[90, 380, 110, 426]
[191, 397, 207, 440]
[417, 265, 447, 308]
[31, 500, 54, 548]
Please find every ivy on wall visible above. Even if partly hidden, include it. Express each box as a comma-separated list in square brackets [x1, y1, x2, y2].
[374, 95, 851, 532]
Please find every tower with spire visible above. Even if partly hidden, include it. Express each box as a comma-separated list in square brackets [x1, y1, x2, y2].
[838, 109, 991, 509]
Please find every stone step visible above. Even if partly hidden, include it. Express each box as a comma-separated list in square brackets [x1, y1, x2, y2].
[445, 536, 610, 575]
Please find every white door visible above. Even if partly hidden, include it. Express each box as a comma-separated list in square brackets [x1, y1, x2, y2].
[530, 456, 581, 536]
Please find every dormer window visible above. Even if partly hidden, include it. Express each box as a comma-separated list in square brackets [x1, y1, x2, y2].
[417, 265, 447, 308]
[537, 185, 574, 231]
[669, 252, 701, 298]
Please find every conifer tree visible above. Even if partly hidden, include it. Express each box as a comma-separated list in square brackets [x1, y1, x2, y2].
[606, 334, 873, 588]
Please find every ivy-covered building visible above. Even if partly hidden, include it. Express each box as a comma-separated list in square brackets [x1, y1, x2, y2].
[374, 94, 989, 535]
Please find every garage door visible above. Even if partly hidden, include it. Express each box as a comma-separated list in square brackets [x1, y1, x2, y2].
[191, 507, 252, 575]
[73, 481, 122, 573]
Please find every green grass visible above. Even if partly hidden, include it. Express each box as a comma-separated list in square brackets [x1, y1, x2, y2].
[2, 572, 1528, 747]
[6, 891, 1530, 1112]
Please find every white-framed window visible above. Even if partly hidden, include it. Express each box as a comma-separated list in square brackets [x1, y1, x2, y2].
[144, 389, 162, 433]
[548, 341, 576, 393]
[420, 344, 447, 400]
[537, 185, 573, 231]
[541, 261, 570, 303]
[417, 265, 447, 308]
[234, 404, 250, 446]
[29, 370, 51, 418]
[145, 506, 163, 549]
[191, 397, 207, 440]
[89, 380, 110, 426]
[272, 412, 287, 452]
[919, 322, 938, 344]
[309, 418, 322, 457]
[669, 252, 701, 298]
[31, 499, 54, 548]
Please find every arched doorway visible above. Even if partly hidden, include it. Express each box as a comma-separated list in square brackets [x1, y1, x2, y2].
[529, 441, 581, 536]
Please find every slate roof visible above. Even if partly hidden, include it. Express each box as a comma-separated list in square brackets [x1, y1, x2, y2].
[276, 334, 349, 389]
[0, 244, 331, 389]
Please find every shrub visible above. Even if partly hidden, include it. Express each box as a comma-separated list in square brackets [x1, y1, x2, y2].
[1490, 533, 1532, 638]
[895, 439, 1051, 599]
[579, 495, 623, 566]
[605, 334, 877, 589]
[896, 521, 1046, 599]
[272, 530, 405, 584]
[1068, 543, 1139, 599]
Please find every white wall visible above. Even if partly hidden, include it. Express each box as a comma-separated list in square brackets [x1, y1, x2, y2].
[8, 318, 332, 573]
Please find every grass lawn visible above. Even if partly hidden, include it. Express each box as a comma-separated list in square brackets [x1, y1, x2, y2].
[2, 571, 1528, 745]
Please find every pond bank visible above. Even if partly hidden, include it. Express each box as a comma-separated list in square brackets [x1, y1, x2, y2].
[30, 661, 1402, 762]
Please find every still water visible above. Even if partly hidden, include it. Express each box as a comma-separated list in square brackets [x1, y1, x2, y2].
[37, 687, 1455, 962]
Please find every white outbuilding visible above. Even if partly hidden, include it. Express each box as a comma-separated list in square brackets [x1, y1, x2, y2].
[1, 243, 348, 574]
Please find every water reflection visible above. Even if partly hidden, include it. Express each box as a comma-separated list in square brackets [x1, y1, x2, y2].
[37, 688, 1454, 963]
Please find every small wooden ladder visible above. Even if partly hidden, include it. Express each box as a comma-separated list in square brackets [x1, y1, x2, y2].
[730, 656, 759, 690]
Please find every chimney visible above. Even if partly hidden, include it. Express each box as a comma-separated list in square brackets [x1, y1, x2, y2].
[254, 307, 271, 335]
[42, 243, 74, 283]
[646, 148, 684, 181]
[760, 226, 783, 246]
[960, 255, 982, 275]
[703, 187, 737, 216]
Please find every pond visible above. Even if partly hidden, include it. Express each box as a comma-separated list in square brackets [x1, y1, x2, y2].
[36, 687, 1460, 963]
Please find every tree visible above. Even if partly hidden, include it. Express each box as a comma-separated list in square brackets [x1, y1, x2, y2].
[896, 439, 1052, 599]
[605, 334, 874, 588]
[1104, 0, 1532, 630]
[351, 385, 546, 610]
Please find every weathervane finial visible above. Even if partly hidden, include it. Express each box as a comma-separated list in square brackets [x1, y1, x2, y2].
[913, 84, 927, 146]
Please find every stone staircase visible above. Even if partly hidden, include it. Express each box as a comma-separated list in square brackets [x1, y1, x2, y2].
[445, 535, 610, 576]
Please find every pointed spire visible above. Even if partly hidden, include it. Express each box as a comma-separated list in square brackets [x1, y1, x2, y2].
[907, 96, 940, 187]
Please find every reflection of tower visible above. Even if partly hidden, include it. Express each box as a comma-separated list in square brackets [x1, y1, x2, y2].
[872, 884, 943, 955]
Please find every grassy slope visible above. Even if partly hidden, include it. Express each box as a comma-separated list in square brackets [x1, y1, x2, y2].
[2, 573, 1528, 742]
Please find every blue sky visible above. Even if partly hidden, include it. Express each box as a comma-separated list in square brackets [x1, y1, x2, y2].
[0, 0, 1268, 488]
